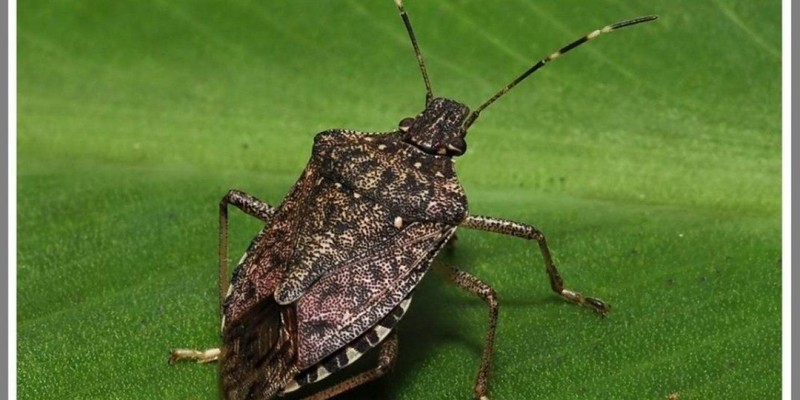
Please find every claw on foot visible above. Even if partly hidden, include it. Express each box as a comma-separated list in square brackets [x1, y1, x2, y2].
[586, 296, 610, 316]
[561, 289, 610, 316]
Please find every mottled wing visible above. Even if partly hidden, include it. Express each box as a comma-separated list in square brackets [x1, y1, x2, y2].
[220, 129, 467, 397]
[220, 163, 326, 399]
[294, 220, 456, 369]
[276, 130, 467, 370]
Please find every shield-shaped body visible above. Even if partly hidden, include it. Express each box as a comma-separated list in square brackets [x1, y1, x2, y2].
[169, 2, 654, 397]
[220, 128, 468, 399]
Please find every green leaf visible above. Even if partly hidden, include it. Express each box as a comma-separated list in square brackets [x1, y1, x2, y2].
[18, 0, 780, 399]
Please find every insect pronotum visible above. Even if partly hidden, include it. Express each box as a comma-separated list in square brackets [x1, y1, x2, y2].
[169, 2, 656, 399]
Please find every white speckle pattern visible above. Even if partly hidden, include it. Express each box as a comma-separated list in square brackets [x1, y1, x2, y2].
[287, 294, 416, 392]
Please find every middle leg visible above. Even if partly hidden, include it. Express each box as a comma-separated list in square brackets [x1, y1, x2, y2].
[461, 215, 609, 315]
[437, 264, 498, 400]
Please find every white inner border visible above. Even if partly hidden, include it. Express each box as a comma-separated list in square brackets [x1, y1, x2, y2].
[781, 1, 791, 399]
[5, 2, 791, 400]
[8, 0, 18, 398]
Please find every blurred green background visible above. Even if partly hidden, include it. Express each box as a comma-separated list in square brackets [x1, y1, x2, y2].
[17, 1, 780, 399]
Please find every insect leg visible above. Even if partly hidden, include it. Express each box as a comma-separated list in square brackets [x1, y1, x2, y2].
[436, 264, 497, 400]
[300, 332, 399, 400]
[219, 189, 277, 311]
[169, 190, 276, 366]
[460, 215, 609, 315]
[220, 189, 277, 223]
[168, 348, 220, 364]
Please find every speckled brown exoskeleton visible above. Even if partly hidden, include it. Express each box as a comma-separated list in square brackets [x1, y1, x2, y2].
[169, 2, 657, 399]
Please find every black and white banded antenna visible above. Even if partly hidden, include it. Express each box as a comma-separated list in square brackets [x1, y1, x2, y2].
[463, 15, 658, 128]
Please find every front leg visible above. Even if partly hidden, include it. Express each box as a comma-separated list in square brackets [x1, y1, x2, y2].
[170, 190, 277, 366]
[460, 215, 609, 315]
[219, 189, 277, 310]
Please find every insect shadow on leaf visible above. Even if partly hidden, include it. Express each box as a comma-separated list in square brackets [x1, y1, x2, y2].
[169, 2, 657, 399]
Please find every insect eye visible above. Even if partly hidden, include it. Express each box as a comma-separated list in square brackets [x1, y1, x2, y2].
[398, 117, 415, 132]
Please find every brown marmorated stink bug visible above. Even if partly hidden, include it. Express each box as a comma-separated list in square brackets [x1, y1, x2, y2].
[169, 1, 657, 399]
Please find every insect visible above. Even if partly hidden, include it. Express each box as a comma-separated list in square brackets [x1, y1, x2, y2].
[169, 1, 656, 399]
